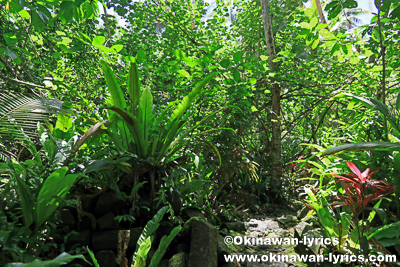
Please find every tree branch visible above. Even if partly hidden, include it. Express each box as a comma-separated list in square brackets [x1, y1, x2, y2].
[0, 75, 51, 89]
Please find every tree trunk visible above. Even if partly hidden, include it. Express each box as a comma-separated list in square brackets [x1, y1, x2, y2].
[315, 0, 329, 26]
[260, 0, 282, 181]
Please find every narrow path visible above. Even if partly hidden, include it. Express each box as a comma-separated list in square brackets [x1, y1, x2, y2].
[221, 208, 308, 267]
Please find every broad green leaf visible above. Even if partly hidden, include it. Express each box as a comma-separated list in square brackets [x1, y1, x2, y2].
[31, 10, 45, 32]
[82, 2, 94, 18]
[19, 9, 30, 18]
[219, 59, 230, 68]
[376, 237, 400, 247]
[372, 28, 380, 42]
[343, 0, 357, 8]
[5, 47, 17, 60]
[128, 60, 141, 113]
[139, 87, 153, 154]
[309, 17, 318, 29]
[111, 44, 123, 52]
[338, 93, 399, 134]
[305, 188, 338, 238]
[368, 221, 400, 240]
[322, 142, 400, 156]
[85, 158, 131, 173]
[14, 175, 35, 228]
[149, 226, 181, 267]
[328, 5, 342, 19]
[108, 107, 144, 155]
[174, 49, 185, 60]
[312, 38, 319, 49]
[363, 49, 373, 57]
[339, 213, 350, 248]
[347, 99, 357, 109]
[134, 237, 152, 267]
[233, 70, 240, 82]
[341, 45, 348, 55]
[368, 200, 382, 223]
[233, 51, 243, 64]
[3, 34, 18, 46]
[133, 207, 168, 263]
[350, 57, 359, 64]
[136, 49, 146, 63]
[185, 57, 198, 67]
[315, 24, 328, 30]
[101, 61, 126, 109]
[325, 1, 338, 11]
[167, 72, 218, 128]
[250, 78, 257, 84]
[319, 29, 333, 37]
[98, 45, 112, 53]
[37, 6, 51, 22]
[55, 114, 73, 133]
[177, 69, 190, 77]
[36, 167, 80, 231]
[92, 36, 106, 46]
[300, 22, 310, 29]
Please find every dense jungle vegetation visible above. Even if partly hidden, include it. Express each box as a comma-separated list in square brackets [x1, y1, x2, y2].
[1, 0, 400, 266]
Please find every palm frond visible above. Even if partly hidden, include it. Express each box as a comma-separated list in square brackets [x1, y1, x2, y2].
[0, 92, 69, 141]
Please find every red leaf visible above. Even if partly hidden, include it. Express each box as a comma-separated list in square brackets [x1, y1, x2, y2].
[347, 161, 362, 177]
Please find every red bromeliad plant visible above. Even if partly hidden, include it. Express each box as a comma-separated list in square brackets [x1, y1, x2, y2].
[330, 161, 395, 217]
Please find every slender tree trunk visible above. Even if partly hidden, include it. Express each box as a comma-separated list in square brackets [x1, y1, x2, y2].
[315, 0, 329, 28]
[377, 3, 388, 141]
[103, 5, 113, 46]
[260, 0, 282, 181]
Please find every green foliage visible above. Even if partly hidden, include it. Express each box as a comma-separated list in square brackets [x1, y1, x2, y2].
[148, 225, 181, 267]
[0, 93, 69, 159]
[1, 0, 400, 264]
[304, 187, 350, 251]
[130, 206, 181, 267]
[86, 247, 99, 267]
[101, 59, 230, 166]
[133, 206, 168, 262]
[2, 164, 81, 233]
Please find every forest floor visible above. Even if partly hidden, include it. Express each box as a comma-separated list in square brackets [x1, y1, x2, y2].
[217, 190, 311, 267]
[228, 206, 307, 267]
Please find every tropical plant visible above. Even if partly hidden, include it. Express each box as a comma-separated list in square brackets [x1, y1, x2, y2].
[131, 206, 181, 267]
[0, 92, 70, 160]
[98, 57, 233, 203]
[102, 58, 230, 163]
[325, 162, 395, 264]
[330, 161, 395, 218]
[0, 164, 81, 234]
[305, 161, 396, 265]
[0, 204, 88, 266]
[304, 187, 350, 252]
[322, 93, 400, 216]
[323, 92, 400, 157]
